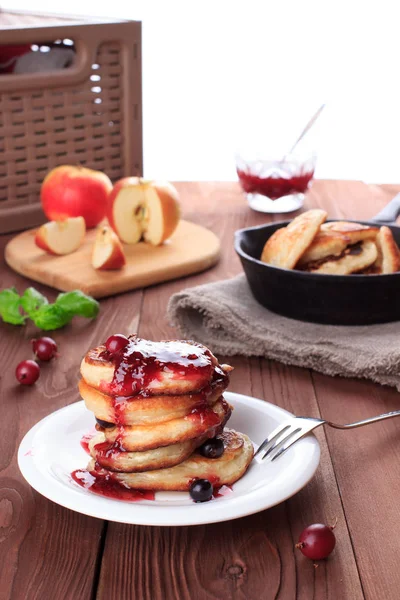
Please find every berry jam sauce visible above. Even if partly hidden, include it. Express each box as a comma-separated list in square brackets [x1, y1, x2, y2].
[237, 166, 314, 199]
[92, 439, 125, 458]
[99, 336, 214, 397]
[80, 430, 97, 455]
[71, 468, 155, 501]
[186, 405, 222, 428]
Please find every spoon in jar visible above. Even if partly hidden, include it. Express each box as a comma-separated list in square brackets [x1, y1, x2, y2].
[282, 103, 325, 162]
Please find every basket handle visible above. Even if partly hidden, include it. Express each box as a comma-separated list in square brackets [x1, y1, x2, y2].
[0, 30, 99, 93]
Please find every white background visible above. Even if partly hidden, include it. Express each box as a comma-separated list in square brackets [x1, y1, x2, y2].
[3, 0, 400, 183]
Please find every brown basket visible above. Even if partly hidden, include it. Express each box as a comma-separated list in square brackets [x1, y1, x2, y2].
[0, 12, 142, 233]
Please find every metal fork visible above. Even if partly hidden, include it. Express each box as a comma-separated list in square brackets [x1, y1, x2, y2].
[254, 410, 400, 462]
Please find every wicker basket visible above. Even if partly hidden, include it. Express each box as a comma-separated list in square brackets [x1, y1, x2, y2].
[0, 11, 142, 233]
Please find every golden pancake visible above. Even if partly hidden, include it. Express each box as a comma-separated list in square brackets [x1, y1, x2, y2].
[79, 371, 228, 426]
[80, 338, 221, 397]
[86, 429, 254, 490]
[297, 230, 351, 266]
[321, 221, 378, 244]
[261, 209, 327, 269]
[99, 397, 232, 451]
[374, 226, 400, 274]
[88, 431, 210, 472]
[305, 240, 377, 275]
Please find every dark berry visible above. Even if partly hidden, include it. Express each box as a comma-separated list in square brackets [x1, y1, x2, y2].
[296, 523, 336, 560]
[189, 479, 213, 503]
[199, 437, 224, 459]
[16, 360, 40, 385]
[32, 336, 57, 361]
[105, 334, 129, 354]
[96, 417, 115, 429]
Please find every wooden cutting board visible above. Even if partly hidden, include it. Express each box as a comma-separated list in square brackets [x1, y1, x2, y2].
[4, 220, 220, 298]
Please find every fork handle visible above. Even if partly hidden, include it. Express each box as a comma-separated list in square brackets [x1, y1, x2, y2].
[328, 410, 400, 429]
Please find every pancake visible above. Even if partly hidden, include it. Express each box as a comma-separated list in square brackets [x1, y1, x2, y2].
[79, 370, 228, 425]
[374, 226, 400, 274]
[86, 429, 254, 490]
[99, 397, 232, 451]
[304, 239, 377, 275]
[261, 209, 327, 269]
[89, 431, 209, 472]
[80, 338, 224, 397]
[297, 230, 351, 265]
[321, 221, 378, 244]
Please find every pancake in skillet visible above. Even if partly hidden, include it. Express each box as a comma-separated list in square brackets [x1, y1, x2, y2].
[297, 230, 351, 266]
[373, 226, 400, 274]
[261, 209, 327, 269]
[304, 239, 377, 274]
[320, 221, 378, 244]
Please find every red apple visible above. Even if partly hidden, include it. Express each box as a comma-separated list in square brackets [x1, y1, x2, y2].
[107, 178, 180, 245]
[92, 225, 126, 270]
[41, 165, 113, 228]
[35, 217, 86, 255]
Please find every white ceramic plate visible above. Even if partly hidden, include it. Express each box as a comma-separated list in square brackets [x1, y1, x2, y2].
[18, 392, 320, 526]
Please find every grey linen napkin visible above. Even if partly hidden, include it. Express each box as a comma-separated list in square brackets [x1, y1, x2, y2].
[167, 274, 400, 391]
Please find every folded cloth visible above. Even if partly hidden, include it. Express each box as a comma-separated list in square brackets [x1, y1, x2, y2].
[167, 274, 400, 391]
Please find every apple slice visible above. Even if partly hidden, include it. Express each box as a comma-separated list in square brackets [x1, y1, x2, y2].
[35, 217, 86, 255]
[92, 225, 126, 270]
[107, 177, 146, 244]
[143, 182, 181, 245]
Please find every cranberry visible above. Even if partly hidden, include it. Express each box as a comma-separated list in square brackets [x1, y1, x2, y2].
[16, 360, 40, 385]
[199, 437, 224, 459]
[105, 334, 129, 354]
[189, 479, 213, 503]
[96, 418, 115, 429]
[296, 523, 336, 560]
[31, 336, 57, 361]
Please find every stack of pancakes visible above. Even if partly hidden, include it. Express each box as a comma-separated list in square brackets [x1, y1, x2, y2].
[261, 209, 400, 274]
[78, 337, 253, 491]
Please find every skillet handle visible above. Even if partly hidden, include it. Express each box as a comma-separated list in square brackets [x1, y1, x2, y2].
[370, 193, 400, 225]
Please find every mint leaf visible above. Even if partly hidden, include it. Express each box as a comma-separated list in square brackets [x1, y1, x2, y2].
[55, 290, 99, 319]
[30, 304, 72, 330]
[20, 287, 48, 317]
[0, 288, 25, 325]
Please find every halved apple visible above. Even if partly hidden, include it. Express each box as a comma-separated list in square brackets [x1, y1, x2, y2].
[92, 225, 126, 270]
[107, 178, 180, 246]
[34, 217, 86, 255]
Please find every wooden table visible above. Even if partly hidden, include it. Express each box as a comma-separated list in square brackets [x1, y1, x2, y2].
[2, 180, 400, 600]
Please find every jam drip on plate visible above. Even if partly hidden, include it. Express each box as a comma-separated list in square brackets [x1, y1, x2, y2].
[99, 336, 214, 397]
[71, 468, 155, 501]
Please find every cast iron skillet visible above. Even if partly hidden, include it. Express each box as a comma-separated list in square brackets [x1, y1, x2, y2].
[234, 195, 400, 325]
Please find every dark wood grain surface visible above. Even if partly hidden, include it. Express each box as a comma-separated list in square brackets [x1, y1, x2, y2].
[1, 180, 399, 600]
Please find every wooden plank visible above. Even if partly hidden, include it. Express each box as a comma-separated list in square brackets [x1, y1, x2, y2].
[304, 181, 400, 599]
[312, 374, 400, 600]
[96, 181, 364, 600]
[3, 180, 399, 598]
[0, 233, 143, 599]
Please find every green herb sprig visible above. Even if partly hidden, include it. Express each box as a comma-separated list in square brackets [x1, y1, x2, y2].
[0, 287, 99, 330]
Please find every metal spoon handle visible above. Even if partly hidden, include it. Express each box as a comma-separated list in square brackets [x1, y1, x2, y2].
[286, 103, 325, 156]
